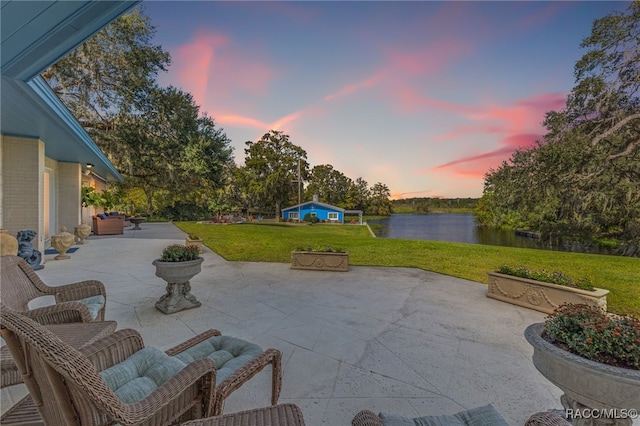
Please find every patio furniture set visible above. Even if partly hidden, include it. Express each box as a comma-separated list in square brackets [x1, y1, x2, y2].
[0, 255, 570, 425]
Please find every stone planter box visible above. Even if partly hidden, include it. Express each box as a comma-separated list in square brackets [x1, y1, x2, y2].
[525, 323, 640, 425]
[185, 236, 204, 253]
[291, 251, 349, 272]
[487, 271, 608, 314]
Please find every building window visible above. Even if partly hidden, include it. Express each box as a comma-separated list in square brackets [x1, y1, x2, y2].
[328, 212, 339, 222]
[289, 212, 299, 221]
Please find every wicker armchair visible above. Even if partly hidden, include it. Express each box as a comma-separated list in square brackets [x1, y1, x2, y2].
[0, 255, 107, 323]
[0, 310, 217, 425]
[0, 310, 282, 424]
[0, 255, 108, 389]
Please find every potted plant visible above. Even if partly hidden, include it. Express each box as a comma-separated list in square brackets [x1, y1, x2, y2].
[487, 265, 609, 314]
[185, 233, 203, 253]
[525, 304, 640, 425]
[291, 245, 349, 272]
[152, 244, 203, 314]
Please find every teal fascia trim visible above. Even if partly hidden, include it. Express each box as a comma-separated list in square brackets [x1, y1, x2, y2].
[28, 76, 123, 182]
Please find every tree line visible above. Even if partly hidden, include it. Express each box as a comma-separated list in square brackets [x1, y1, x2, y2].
[474, 2, 639, 256]
[42, 7, 393, 220]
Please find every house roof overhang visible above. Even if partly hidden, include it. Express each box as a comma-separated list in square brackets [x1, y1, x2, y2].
[1, 0, 140, 182]
[282, 201, 345, 213]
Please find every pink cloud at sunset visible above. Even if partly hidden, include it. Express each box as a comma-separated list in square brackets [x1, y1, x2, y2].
[323, 72, 386, 101]
[426, 133, 541, 180]
[172, 32, 228, 108]
[169, 30, 275, 118]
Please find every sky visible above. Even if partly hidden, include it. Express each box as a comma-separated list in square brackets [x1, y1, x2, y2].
[143, 0, 631, 199]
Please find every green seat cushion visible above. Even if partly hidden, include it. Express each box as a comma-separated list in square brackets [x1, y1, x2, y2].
[173, 335, 264, 384]
[379, 405, 509, 426]
[79, 295, 105, 320]
[100, 346, 186, 403]
[101, 336, 264, 403]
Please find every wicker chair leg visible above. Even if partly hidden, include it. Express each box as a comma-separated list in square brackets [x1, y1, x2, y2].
[271, 350, 282, 406]
[211, 348, 282, 416]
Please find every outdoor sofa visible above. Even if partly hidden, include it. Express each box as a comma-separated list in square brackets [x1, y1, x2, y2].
[92, 212, 125, 235]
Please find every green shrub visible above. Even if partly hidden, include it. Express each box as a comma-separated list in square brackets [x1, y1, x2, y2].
[498, 265, 594, 291]
[544, 304, 640, 370]
[295, 245, 345, 253]
[160, 244, 200, 262]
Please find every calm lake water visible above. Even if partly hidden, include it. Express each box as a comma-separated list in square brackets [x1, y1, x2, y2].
[368, 214, 614, 254]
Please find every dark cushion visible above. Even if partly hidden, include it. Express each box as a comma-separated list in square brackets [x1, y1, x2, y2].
[96, 213, 107, 220]
[109, 212, 119, 216]
[379, 405, 509, 426]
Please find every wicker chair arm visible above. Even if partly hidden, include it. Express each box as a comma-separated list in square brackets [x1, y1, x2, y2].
[165, 329, 222, 356]
[214, 348, 282, 412]
[80, 329, 146, 371]
[22, 302, 93, 324]
[54, 279, 107, 303]
[351, 410, 382, 426]
[106, 358, 218, 425]
[525, 411, 572, 426]
[351, 410, 383, 426]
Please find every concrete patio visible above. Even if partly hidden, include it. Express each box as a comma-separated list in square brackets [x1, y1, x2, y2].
[2, 222, 564, 424]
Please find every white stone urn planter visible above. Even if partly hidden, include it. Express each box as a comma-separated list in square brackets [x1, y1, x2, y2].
[152, 257, 203, 314]
[50, 227, 75, 260]
[487, 271, 608, 314]
[74, 223, 91, 244]
[290, 250, 349, 272]
[525, 323, 640, 426]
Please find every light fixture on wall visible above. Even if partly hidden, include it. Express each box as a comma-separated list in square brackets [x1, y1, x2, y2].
[84, 163, 94, 176]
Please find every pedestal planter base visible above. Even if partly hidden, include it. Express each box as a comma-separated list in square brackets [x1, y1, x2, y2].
[487, 272, 608, 314]
[525, 323, 640, 426]
[155, 282, 201, 314]
[291, 251, 349, 272]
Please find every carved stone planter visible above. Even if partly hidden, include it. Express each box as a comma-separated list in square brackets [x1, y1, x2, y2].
[0, 229, 18, 256]
[185, 236, 203, 253]
[487, 271, 608, 314]
[74, 223, 91, 244]
[525, 323, 640, 426]
[290, 251, 349, 272]
[152, 257, 204, 314]
[50, 227, 75, 260]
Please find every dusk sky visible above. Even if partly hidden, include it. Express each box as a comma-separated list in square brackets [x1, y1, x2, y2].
[143, 1, 631, 199]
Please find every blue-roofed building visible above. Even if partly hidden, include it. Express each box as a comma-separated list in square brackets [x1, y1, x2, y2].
[282, 195, 363, 224]
[1, 1, 139, 253]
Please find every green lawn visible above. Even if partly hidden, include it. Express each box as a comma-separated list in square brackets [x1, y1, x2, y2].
[175, 221, 640, 316]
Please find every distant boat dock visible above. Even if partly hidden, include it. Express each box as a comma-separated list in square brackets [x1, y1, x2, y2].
[515, 229, 540, 239]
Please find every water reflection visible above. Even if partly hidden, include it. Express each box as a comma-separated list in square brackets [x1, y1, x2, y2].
[368, 214, 613, 255]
